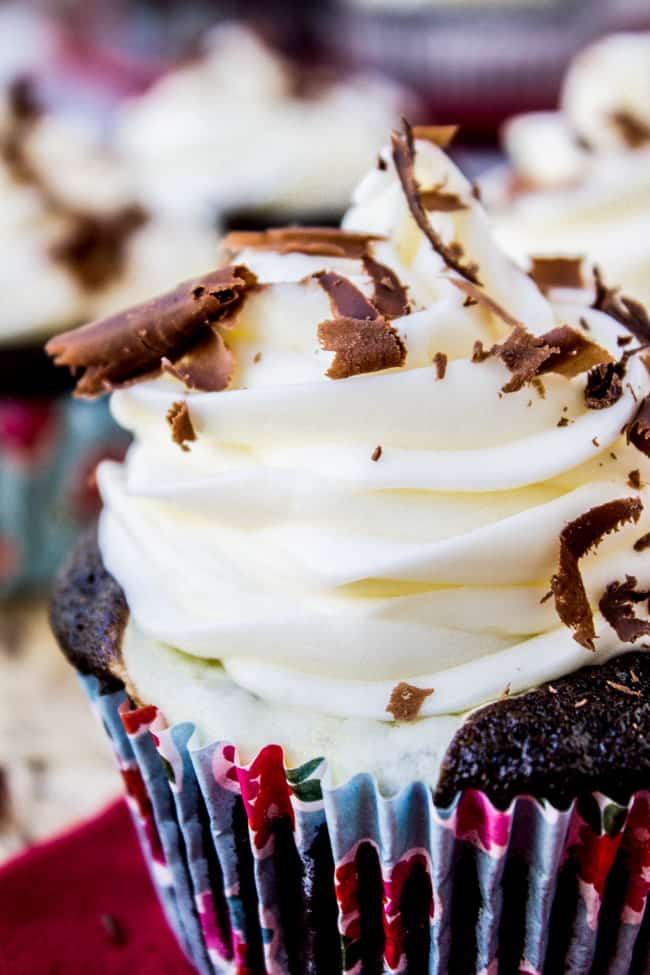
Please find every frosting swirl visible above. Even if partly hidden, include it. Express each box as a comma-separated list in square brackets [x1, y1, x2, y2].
[482, 32, 650, 308]
[93, 129, 650, 722]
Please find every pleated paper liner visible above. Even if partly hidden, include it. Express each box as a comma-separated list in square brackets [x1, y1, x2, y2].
[0, 397, 127, 597]
[84, 674, 650, 974]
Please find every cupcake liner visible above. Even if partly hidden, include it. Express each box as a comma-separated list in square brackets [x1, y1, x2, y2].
[0, 396, 128, 596]
[80, 674, 650, 974]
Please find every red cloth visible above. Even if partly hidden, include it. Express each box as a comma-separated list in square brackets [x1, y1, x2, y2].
[0, 799, 197, 975]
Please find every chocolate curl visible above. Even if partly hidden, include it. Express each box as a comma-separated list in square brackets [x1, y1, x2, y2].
[627, 395, 650, 457]
[391, 118, 480, 285]
[599, 575, 650, 644]
[551, 497, 643, 650]
[46, 265, 257, 397]
[220, 227, 383, 260]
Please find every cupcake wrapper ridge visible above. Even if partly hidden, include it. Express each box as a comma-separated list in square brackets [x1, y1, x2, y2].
[83, 674, 650, 975]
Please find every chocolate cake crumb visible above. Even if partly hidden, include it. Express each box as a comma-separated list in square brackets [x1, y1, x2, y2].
[529, 256, 583, 293]
[433, 352, 447, 380]
[551, 497, 643, 649]
[166, 400, 196, 452]
[391, 119, 480, 284]
[599, 575, 650, 644]
[627, 395, 650, 456]
[634, 532, 650, 552]
[371, 445, 382, 462]
[628, 469, 642, 489]
[386, 682, 434, 722]
[46, 265, 256, 397]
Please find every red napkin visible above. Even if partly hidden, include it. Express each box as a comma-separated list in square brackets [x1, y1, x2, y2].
[0, 799, 196, 975]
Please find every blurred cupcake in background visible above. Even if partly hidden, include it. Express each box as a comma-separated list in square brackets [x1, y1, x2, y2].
[115, 23, 413, 230]
[482, 32, 650, 305]
[0, 78, 217, 596]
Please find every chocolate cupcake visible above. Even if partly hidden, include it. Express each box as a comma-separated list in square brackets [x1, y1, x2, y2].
[114, 24, 412, 232]
[0, 78, 217, 595]
[482, 31, 650, 308]
[48, 122, 650, 973]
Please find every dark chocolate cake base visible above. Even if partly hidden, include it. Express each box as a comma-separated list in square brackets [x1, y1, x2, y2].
[51, 531, 650, 807]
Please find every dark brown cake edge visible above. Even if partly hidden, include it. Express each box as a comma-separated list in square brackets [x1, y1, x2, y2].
[50, 532, 650, 807]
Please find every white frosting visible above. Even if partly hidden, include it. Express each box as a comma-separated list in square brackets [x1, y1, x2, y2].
[482, 32, 650, 306]
[98, 135, 650, 730]
[115, 24, 408, 224]
[0, 94, 217, 343]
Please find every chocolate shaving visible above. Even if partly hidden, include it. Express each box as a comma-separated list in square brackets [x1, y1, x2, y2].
[362, 255, 410, 318]
[450, 279, 521, 329]
[46, 265, 256, 397]
[420, 182, 467, 213]
[627, 395, 650, 457]
[371, 445, 382, 462]
[221, 227, 383, 261]
[529, 256, 584, 293]
[491, 326, 560, 393]
[433, 352, 447, 379]
[585, 361, 625, 410]
[386, 681, 434, 721]
[391, 119, 480, 284]
[472, 340, 490, 363]
[550, 497, 643, 650]
[49, 205, 147, 291]
[166, 400, 196, 452]
[610, 111, 650, 149]
[592, 267, 650, 345]
[539, 325, 612, 379]
[600, 576, 650, 644]
[634, 532, 650, 552]
[412, 124, 459, 149]
[315, 270, 379, 321]
[318, 316, 406, 380]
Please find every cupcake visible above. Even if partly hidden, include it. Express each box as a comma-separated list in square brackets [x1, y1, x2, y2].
[48, 122, 650, 972]
[0, 78, 217, 595]
[482, 32, 650, 307]
[115, 23, 411, 231]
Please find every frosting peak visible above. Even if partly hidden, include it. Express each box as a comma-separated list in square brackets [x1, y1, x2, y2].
[52, 122, 650, 723]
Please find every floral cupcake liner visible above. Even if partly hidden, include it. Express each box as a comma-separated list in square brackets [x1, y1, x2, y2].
[0, 396, 128, 597]
[83, 673, 650, 974]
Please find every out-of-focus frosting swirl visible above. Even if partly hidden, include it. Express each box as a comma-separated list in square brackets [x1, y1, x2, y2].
[482, 32, 650, 307]
[0, 86, 217, 344]
[98, 132, 650, 723]
[115, 24, 409, 224]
